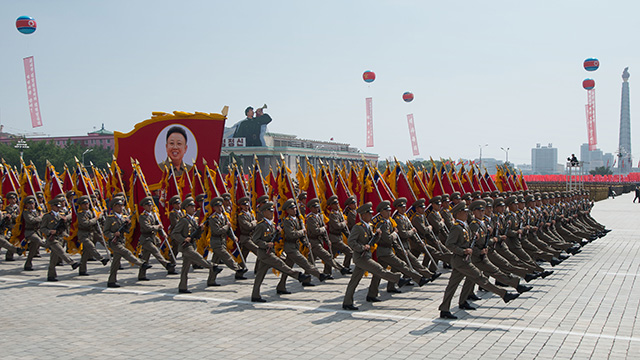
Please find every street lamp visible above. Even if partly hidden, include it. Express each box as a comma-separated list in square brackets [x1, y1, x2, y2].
[14, 138, 29, 168]
[82, 148, 93, 166]
[500, 147, 510, 164]
[479, 144, 488, 169]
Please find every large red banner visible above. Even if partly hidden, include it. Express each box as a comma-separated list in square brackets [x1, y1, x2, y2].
[407, 114, 419, 156]
[23, 56, 42, 128]
[586, 89, 597, 151]
[366, 97, 374, 147]
[114, 111, 226, 189]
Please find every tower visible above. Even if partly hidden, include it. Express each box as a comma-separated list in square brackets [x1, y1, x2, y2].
[618, 67, 632, 173]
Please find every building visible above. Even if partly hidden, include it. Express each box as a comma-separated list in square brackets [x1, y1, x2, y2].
[618, 67, 633, 173]
[0, 124, 115, 150]
[531, 143, 558, 174]
[221, 132, 378, 175]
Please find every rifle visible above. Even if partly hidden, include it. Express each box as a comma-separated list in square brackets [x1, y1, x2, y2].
[48, 217, 68, 240]
[465, 227, 482, 262]
[186, 222, 203, 246]
[110, 220, 130, 244]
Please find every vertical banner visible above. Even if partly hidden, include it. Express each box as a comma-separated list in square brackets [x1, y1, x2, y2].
[366, 97, 374, 147]
[23, 56, 42, 128]
[407, 114, 419, 156]
[585, 89, 596, 151]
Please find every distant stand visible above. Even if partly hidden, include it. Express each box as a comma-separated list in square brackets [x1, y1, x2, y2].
[566, 161, 585, 191]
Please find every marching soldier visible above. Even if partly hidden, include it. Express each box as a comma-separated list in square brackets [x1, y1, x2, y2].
[137, 196, 177, 281]
[410, 198, 451, 272]
[237, 196, 259, 269]
[41, 197, 80, 281]
[326, 195, 353, 272]
[255, 195, 269, 223]
[0, 200, 24, 261]
[104, 198, 151, 288]
[276, 199, 328, 293]
[22, 195, 44, 271]
[168, 195, 183, 264]
[342, 202, 409, 310]
[207, 196, 247, 286]
[251, 201, 311, 302]
[439, 202, 520, 319]
[3, 191, 20, 261]
[305, 198, 349, 277]
[170, 197, 221, 293]
[77, 195, 109, 276]
[344, 195, 358, 231]
[369, 200, 430, 296]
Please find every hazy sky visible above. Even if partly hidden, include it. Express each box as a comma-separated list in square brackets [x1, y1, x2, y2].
[1, 1, 638, 165]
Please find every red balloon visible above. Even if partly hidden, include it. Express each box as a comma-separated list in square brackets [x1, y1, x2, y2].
[583, 78, 595, 90]
[363, 70, 375, 83]
[402, 92, 414, 102]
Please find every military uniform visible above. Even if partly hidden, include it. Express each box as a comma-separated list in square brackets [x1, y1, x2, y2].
[77, 199, 107, 275]
[305, 198, 346, 275]
[343, 202, 404, 310]
[208, 197, 243, 285]
[22, 199, 44, 271]
[327, 206, 353, 270]
[137, 200, 174, 280]
[3, 197, 19, 260]
[41, 199, 79, 280]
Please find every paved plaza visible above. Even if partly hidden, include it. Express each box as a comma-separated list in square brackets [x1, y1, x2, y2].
[1, 193, 639, 359]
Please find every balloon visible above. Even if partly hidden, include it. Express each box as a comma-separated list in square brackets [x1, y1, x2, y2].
[583, 58, 599, 72]
[363, 70, 375, 83]
[16, 16, 37, 35]
[402, 92, 414, 102]
[583, 78, 595, 90]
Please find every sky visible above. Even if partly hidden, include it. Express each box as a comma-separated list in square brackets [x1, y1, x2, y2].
[1, 1, 638, 166]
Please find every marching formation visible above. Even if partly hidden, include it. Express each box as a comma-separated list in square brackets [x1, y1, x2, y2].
[0, 157, 609, 318]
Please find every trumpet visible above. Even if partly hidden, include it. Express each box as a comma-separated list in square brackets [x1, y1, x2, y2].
[256, 103, 268, 115]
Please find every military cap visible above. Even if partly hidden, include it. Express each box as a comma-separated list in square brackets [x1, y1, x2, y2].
[194, 193, 206, 203]
[357, 202, 374, 214]
[115, 192, 125, 198]
[534, 194, 541, 201]
[54, 194, 66, 201]
[462, 193, 473, 201]
[525, 195, 535, 203]
[211, 197, 224, 207]
[297, 192, 307, 201]
[441, 194, 450, 201]
[238, 196, 250, 206]
[181, 197, 196, 209]
[49, 197, 64, 206]
[65, 190, 76, 198]
[257, 195, 269, 204]
[184, 193, 192, 199]
[169, 195, 181, 205]
[494, 197, 506, 207]
[471, 191, 482, 199]
[450, 192, 461, 200]
[451, 202, 468, 215]
[6, 191, 17, 199]
[259, 201, 275, 212]
[413, 199, 426, 208]
[483, 197, 494, 207]
[344, 195, 356, 207]
[481, 191, 490, 198]
[307, 198, 320, 208]
[79, 195, 92, 205]
[36, 191, 44, 196]
[24, 195, 36, 204]
[541, 193, 549, 199]
[327, 195, 339, 205]
[110, 197, 124, 208]
[221, 192, 231, 200]
[517, 195, 525, 203]
[500, 192, 509, 197]
[283, 198, 297, 210]
[393, 197, 407, 208]
[469, 200, 486, 212]
[139, 196, 154, 207]
[430, 196, 442, 204]
[90, 194, 97, 199]
[376, 200, 391, 213]
[490, 190, 500, 197]
[548, 193, 555, 199]
[504, 195, 518, 206]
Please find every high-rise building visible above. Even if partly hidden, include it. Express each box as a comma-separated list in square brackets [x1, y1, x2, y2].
[531, 143, 558, 174]
[618, 67, 632, 173]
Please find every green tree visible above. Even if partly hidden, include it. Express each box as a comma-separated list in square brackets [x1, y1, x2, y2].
[589, 166, 613, 176]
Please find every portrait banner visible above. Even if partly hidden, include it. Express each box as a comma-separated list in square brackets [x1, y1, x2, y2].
[114, 111, 226, 190]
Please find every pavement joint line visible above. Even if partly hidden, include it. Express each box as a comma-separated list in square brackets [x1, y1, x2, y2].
[605, 272, 640, 277]
[2, 275, 639, 343]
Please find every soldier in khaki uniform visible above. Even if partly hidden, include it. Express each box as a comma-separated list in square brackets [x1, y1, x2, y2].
[0, 198, 24, 261]
[137, 196, 176, 280]
[237, 196, 259, 268]
[342, 202, 408, 310]
[170, 198, 221, 293]
[104, 198, 151, 288]
[3, 191, 20, 261]
[208, 196, 246, 286]
[76, 196, 109, 275]
[40, 197, 80, 281]
[251, 201, 311, 302]
[305, 198, 349, 277]
[277, 199, 328, 293]
[22, 196, 43, 271]
[326, 195, 353, 271]
[439, 202, 520, 319]
[409, 198, 451, 272]
[344, 196, 358, 232]
[167, 195, 183, 264]
[255, 195, 269, 223]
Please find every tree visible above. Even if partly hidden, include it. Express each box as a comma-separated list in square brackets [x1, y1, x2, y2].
[589, 166, 613, 176]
